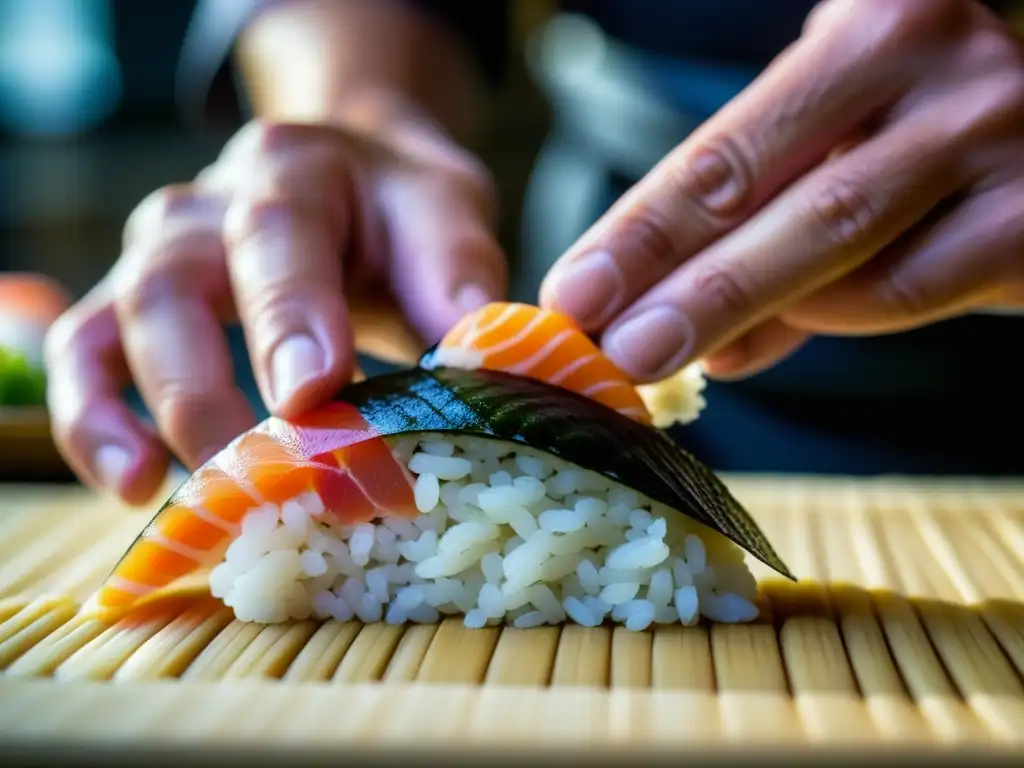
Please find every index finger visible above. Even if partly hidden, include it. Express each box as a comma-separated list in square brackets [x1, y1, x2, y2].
[538, 1, 921, 331]
[221, 130, 357, 418]
[602, 96, 969, 381]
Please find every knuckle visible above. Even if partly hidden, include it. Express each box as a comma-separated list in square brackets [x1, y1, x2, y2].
[230, 118, 325, 160]
[875, 0, 969, 46]
[613, 205, 683, 271]
[113, 237, 219, 317]
[152, 386, 220, 448]
[809, 0, 972, 53]
[224, 196, 317, 247]
[669, 135, 754, 221]
[123, 184, 200, 245]
[244, 281, 335, 336]
[941, 67, 1024, 151]
[963, 26, 1024, 74]
[876, 268, 934, 318]
[194, 162, 229, 189]
[113, 260, 178, 318]
[688, 263, 758, 319]
[807, 177, 878, 250]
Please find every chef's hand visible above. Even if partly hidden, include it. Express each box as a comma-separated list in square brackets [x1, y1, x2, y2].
[541, 0, 1024, 382]
[45, 110, 506, 504]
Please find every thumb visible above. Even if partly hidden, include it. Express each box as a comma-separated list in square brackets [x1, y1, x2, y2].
[379, 172, 508, 344]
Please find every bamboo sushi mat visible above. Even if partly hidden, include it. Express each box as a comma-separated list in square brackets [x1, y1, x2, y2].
[1, 475, 1023, 763]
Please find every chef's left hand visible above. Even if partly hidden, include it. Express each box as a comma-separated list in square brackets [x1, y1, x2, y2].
[540, 0, 1024, 382]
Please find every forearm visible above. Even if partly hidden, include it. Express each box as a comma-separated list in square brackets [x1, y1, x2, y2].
[235, 0, 486, 139]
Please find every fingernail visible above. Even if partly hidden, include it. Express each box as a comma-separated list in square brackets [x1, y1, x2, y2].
[455, 283, 492, 313]
[94, 444, 132, 492]
[604, 306, 693, 380]
[541, 250, 625, 329]
[270, 333, 324, 406]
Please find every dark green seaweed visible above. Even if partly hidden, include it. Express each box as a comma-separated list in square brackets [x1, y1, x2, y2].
[340, 366, 795, 580]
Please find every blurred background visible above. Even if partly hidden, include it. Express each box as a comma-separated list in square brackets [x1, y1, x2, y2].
[0, 0, 552, 296]
[0, 0, 559, 482]
[3, 0, 1024, 483]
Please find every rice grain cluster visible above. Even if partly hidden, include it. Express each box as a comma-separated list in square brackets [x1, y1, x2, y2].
[210, 436, 760, 630]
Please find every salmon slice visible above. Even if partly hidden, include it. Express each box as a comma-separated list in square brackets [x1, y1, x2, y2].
[90, 404, 417, 619]
[432, 302, 652, 424]
[291, 402, 419, 521]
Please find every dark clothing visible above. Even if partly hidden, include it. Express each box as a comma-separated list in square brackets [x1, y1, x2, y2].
[406, 0, 1018, 83]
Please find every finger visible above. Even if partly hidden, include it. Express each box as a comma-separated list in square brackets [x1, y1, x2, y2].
[539, 5, 923, 331]
[701, 319, 812, 380]
[782, 181, 1024, 335]
[114, 186, 255, 469]
[221, 125, 356, 418]
[602, 101, 968, 382]
[44, 279, 170, 504]
[379, 172, 507, 344]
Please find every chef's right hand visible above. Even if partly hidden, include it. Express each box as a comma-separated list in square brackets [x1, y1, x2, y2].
[45, 112, 507, 505]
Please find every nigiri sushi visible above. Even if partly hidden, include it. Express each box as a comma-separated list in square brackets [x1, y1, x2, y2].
[86, 303, 792, 631]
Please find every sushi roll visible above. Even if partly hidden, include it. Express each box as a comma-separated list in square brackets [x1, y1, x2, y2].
[86, 303, 792, 631]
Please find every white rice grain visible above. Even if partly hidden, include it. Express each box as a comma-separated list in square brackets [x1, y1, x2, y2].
[581, 595, 611, 621]
[606, 538, 670, 571]
[209, 434, 760, 632]
[437, 521, 500, 556]
[515, 454, 549, 479]
[349, 523, 376, 566]
[481, 552, 505, 584]
[684, 534, 707, 574]
[282, 500, 309, 538]
[299, 550, 328, 577]
[563, 595, 599, 627]
[646, 568, 674, 607]
[538, 507, 587, 533]
[409, 453, 473, 481]
[489, 470, 512, 487]
[577, 560, 601, 595]
[513, 610, 547, 629]
[477, 583, 505, 618]
[414, 473, 441, 513]
[675, 586, 700, 625]
[599, 581, 640, 606]
[422, 440, 456, 457]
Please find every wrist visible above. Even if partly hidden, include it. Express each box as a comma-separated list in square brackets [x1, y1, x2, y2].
[235, 0, 482, 140]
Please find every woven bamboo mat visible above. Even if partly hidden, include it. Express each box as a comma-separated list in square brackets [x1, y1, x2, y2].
[1, 475, 1023, 761]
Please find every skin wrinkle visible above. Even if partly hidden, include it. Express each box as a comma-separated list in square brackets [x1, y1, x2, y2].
[587, 2, 1023, 380]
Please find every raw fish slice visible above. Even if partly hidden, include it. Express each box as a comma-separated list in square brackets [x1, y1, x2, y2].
[89, 407, 416, 619]
[427, 302, 653, 424]
[291, 403, 419, 519]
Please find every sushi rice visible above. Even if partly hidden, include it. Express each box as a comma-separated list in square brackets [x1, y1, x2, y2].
[209, 435, 760, 630]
